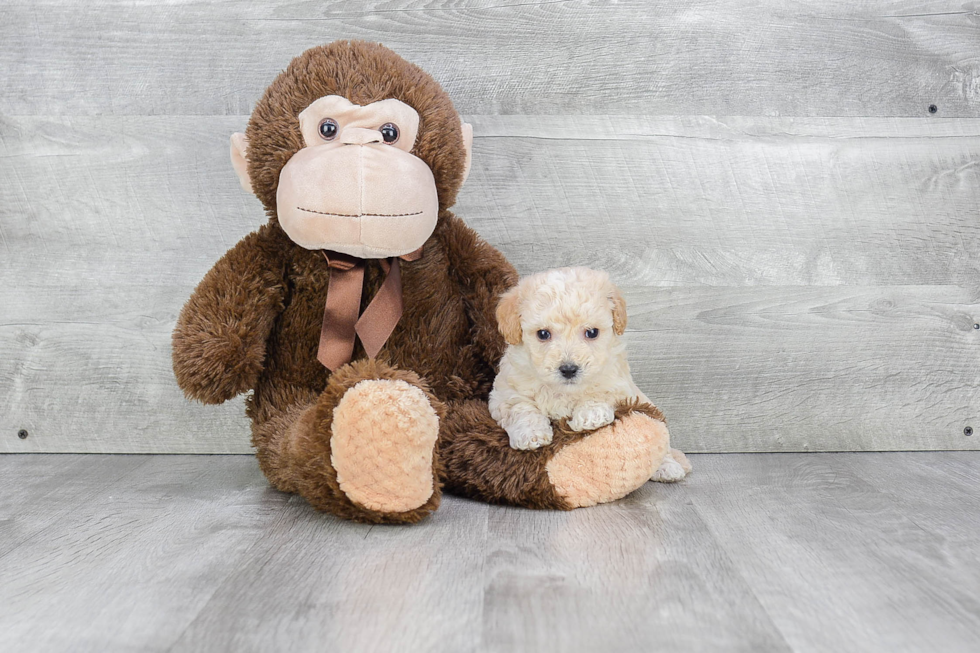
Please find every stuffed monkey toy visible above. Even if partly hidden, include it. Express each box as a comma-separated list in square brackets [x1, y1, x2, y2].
[172, 40, 686, 524]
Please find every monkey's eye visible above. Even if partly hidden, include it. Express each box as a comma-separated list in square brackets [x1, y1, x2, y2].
[318, 118, 339, 141]
[536, 329, 551, 341]
[380, 123, 399, 144]
[585, 328, 600, 339]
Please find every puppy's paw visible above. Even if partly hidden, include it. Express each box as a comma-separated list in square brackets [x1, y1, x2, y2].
[507, 413, 554, 450]
[651, 456, 687, 483]
[569, 403, 616, 432]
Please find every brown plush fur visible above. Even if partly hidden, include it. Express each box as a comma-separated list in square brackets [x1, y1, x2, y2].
[172, 41, 667, 523]
[439, 399, 665, 510]
[286, 359, 444, 524]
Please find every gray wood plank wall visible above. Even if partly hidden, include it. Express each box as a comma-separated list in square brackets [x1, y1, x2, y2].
[1, 1, 978, 453]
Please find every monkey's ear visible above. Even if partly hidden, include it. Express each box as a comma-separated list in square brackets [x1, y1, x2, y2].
[460, 120, 473, 186]
[230, 132, 254, 195]
[610, 286, 628, 336]
[496, 286, 523, 345]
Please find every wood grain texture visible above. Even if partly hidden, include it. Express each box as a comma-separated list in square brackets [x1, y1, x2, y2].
[0, 115, 255, 453]
[690, 453, 980, 653]
[1, 1, 979, 117]
[481, 489, 790, 652]
[0, 455, 288, 652]
[0, 454, 150, 558]
[171, 492, 490, 652]
[462, 115, 980, 286]
[3, 452, 980, 652]
[625, 284, 979, 452]
[1, 115, 978, 452]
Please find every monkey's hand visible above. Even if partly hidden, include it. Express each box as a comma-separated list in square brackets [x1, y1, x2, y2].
[569, 402, 617, 432]
[172, 227, 286, 405]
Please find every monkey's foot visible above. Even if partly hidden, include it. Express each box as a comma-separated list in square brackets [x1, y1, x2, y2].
[330, 374, 441, 515]
[546, 413, 669, 508]
[271, 360, 443, 524]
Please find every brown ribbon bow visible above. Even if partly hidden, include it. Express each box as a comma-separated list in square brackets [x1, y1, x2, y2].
[317, 248, 422, 371]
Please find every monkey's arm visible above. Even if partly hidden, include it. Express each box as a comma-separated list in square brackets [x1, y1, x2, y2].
[440, 214, 518, 372]
[172, 225, 287, 404]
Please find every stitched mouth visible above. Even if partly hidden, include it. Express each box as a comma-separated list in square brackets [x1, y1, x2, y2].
[297, 206, 423, 218]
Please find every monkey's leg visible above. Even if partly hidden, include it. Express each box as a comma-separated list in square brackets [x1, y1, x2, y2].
[439, 400, 669, 509]
[251, 360, 444, 524]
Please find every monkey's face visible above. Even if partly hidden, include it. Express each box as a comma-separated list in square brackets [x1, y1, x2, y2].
[231, 42, 474, 257]
[232, 92, 471, 259]
[274, 96, 438, 258]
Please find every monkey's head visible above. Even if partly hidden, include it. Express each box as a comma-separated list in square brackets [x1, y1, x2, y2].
[231, 41, 473, 258]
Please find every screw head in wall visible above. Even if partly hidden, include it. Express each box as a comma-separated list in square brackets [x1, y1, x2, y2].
[17, 429, 28, 439]
[966, 426, 974, 437]
[928, 104, 938, 114]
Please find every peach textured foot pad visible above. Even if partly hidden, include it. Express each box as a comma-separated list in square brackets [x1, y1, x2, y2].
[546, 414, 669, 508]
[330, 379, 440, 513]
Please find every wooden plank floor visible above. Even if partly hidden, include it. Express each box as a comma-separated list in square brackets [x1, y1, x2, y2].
[1, 453, 978, 652]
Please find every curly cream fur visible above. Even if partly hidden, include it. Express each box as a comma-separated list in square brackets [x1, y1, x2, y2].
[490, 268, 637, 447]
[489, 267, 690, 481]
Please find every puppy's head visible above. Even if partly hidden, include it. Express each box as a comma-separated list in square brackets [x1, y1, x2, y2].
[496, 267, 628, 386]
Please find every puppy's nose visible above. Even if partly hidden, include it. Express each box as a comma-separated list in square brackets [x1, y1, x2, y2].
[559, 363, 580, 380]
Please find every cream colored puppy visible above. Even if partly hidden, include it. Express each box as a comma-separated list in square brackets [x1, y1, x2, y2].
[489, 267, 690, 482]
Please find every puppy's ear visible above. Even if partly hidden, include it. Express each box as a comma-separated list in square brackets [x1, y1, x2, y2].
[610, 286, 628, 335]
[496, 286, 523, 345]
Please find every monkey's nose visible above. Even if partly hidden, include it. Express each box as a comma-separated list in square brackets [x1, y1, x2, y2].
[340, 127, 383, 145]
[559, 363, 580, 380]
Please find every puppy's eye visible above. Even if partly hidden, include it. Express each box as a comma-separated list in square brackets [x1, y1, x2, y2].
[319, 118, 339, 140]
[380, 122, 399, 144]
[585, 328, 600, 339]
[536, 329, 551, 341]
